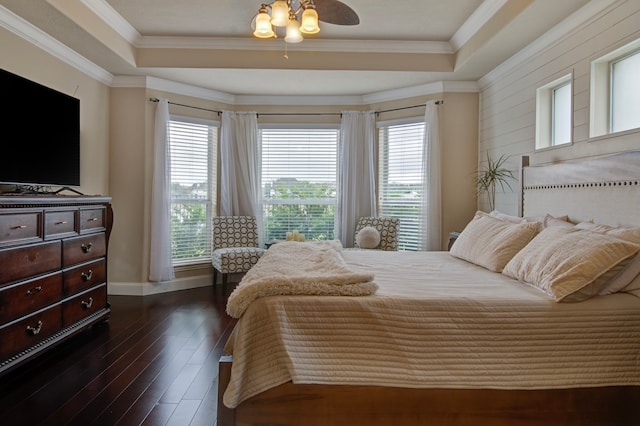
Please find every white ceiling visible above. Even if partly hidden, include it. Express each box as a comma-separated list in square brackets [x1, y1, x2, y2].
[0, 0, 593, 100]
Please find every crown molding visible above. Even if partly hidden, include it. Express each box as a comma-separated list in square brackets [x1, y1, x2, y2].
[3, 3, 472, 107]
[234, 80, 481, 106]
[112, 75, 236, 104]
[234, 94, 364, 106]
[81, 0, 141, 45]
[450, 0, 508, 51]
[146, 76, 235, 104]
[478, 0, 618, 89]
[363, 80, 479, 104]
[86, 0, 453, 54]
[138, 36, 453, 54]
[0, 5, 113, 85]
[442, 81, 481, 93]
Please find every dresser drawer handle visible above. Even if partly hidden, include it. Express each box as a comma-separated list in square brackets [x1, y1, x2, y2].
[81, 297, 94, 309]
[26, 321, 43, 336]
[11, 225, 28, 229]
[81, 270, 93, 281]
[88, 218, 98, 222]
[55, 221, 69, 225]
[81, 243, 93, 253]
[26, 286, 43, 296]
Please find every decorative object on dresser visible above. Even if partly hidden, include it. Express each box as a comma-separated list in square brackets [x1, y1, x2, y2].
[0, 196, 113, 376]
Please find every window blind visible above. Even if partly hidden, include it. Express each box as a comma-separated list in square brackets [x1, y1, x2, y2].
[169, 118, 217, 264]
[261, 128, 339, 242]
[378, 121, 426, 251]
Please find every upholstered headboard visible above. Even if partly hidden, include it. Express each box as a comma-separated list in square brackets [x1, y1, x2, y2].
[520, 151, 640, 227]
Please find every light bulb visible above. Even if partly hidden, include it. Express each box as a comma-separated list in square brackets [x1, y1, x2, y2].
[270, 1, 289, 27]
[300, 7, 320, 34]
[253, 9, 275, 38]
[284, 18, 303, 43]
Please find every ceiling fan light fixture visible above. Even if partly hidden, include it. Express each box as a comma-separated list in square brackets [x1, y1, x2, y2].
[300, 6, 320, 34]
[270, 0, 290, 27]
[284, 15, 303, 43]
[253, 7, 275, 38]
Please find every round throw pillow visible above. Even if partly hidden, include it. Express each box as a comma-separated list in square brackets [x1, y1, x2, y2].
[356, 226, 381, 249]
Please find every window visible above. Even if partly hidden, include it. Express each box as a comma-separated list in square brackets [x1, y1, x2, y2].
[611, 51, 640, 133]
[536, 74, 572, 150]
[261, 127, 339, 243]
[169, 117, 217, 264]
[378, 120, 426, 251]
[591, 39, 640, 137]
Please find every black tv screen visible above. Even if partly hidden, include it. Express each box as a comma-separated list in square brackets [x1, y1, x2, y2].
[0, 69, 80, 188]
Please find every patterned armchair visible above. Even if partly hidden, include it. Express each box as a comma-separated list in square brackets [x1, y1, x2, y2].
[212, 216, 266, 286]
[353, 216, 400, 251]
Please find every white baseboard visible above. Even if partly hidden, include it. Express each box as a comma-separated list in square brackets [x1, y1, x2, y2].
[108, 274, 213, 296]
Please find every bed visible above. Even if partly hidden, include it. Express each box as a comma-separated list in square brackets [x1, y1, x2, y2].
[217, 151, 640, 426]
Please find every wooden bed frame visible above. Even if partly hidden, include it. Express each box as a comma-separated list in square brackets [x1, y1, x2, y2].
[217, 151, 640, 426]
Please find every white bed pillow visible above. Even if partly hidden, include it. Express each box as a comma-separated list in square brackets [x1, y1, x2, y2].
[450, 211, 538, 272]
[502, 226, 640, 302]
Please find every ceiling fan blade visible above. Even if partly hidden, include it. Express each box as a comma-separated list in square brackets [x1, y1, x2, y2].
[313, 0, 360, 25]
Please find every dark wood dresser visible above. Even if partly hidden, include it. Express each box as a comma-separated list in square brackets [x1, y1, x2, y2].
[0, 195, 113, 376]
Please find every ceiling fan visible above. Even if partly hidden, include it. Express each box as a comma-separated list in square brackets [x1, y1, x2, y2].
[251, 0, 359, 43]
[313, 0, 360, 26]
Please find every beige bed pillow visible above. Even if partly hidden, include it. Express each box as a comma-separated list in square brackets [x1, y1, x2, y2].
[574, 222, 640, 295]
[490, 210, 526, 223]
[575, 222, 640, 243]
[624, 273, 640, 292]
[450, 211, 538, 272]
[491, 210, 572, 232]
[502, 226, 640, 302]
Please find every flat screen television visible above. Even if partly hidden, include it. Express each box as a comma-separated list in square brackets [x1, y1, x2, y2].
[0, 69, 80, 190]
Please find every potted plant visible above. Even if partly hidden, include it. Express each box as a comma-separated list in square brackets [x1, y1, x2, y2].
[475, 153, 515, 211]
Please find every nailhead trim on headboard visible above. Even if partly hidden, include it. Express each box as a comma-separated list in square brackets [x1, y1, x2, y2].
[524, 180, 640, 190]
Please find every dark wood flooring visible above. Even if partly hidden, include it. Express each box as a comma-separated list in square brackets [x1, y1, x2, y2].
[0, 284, 236, 426]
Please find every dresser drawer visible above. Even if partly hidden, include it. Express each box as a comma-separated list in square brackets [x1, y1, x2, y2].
[0, 303, 63, 360]
[79, 207, 105, 234]
[44, 210, 77, 240]
[62, 285, 107, 327]
[62, 233, 106, 267]
[0, 241, 61, 285]
[0, 211, 42, 246]
[63, 259, 106, 297]
[0, 272, 63, 324]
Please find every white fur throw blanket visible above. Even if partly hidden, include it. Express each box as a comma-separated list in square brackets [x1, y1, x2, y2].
[226, 241, 377, 318]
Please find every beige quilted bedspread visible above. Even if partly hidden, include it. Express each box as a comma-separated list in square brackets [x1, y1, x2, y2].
[223, 250, 640, 408]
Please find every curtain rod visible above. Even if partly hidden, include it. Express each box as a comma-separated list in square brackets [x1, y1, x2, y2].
[148, 97, 443, 117]
[149, 97, 222, 115]
[376, 100, 444, 116]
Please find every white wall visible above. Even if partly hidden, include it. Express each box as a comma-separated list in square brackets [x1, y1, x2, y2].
[478, 0, 640, 215]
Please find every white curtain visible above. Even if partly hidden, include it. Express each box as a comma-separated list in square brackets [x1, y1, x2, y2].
[337, 111, 377, 247]
[421, 100, 442, 250]
[149, 99, 175, 282]
[219, 111, 263, 245]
